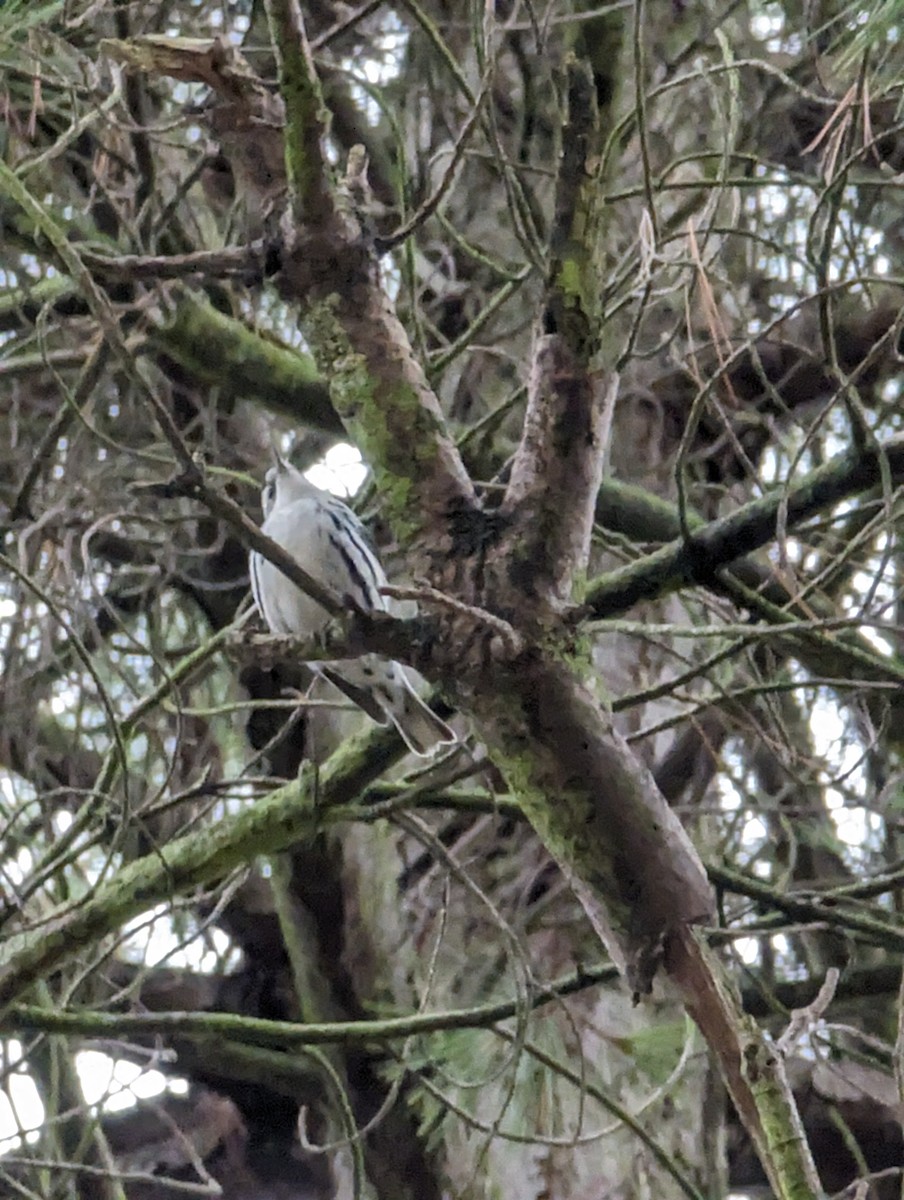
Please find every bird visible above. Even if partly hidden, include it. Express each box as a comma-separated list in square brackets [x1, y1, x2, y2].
[249, 455, 456, 757]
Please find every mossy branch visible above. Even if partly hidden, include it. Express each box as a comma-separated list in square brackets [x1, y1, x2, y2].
[0, 736, 406, 1014]
[592, 473, 904, 743]
[669, 929, 824, 1200]
[263, 0, 333, 225]
[587, 433, 904, 617]
[153, 296, 344, 435]
[501, 52, 621, 605]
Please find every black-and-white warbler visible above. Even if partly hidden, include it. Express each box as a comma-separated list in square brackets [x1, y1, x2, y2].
[250, 456, 455, 756]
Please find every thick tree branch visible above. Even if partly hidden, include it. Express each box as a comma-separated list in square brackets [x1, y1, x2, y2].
[595, 474, 904, 748]
[257, 0, 476, 548]
[151, 295, 344, 436]
[469, 653, 714, 992]
[502, 60, 615, 606]
[0, 736, 402, 1013]
[668, 929, 824, 1200]
[263, 0, 333, 227]
[588, 433, 904, 617]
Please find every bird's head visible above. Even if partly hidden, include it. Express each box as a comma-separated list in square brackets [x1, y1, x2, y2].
[261, 452, 314, 517]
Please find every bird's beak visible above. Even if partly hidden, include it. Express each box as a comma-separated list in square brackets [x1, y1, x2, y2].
[271, 448, 289, 473]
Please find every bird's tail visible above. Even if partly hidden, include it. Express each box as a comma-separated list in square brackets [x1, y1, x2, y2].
[320, 661, 455, 756]
[390, 682, 456, 757]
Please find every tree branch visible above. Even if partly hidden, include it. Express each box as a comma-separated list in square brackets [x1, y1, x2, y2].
[151, 295, 344, 436]
[587, 433, 904, 617]
[256, 0, 476, 548]
[594, 474, 904, 749]
[668, 928, 824, 1200]
[469, 652, 714, 994]
[0, 733, 404, 1013]
[502, 59, 616, 606]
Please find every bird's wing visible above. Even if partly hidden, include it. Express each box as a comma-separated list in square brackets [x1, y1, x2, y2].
[319, 665, 389, 724]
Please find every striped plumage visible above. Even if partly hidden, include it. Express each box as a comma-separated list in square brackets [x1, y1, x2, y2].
[250, 457, 455, 756]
